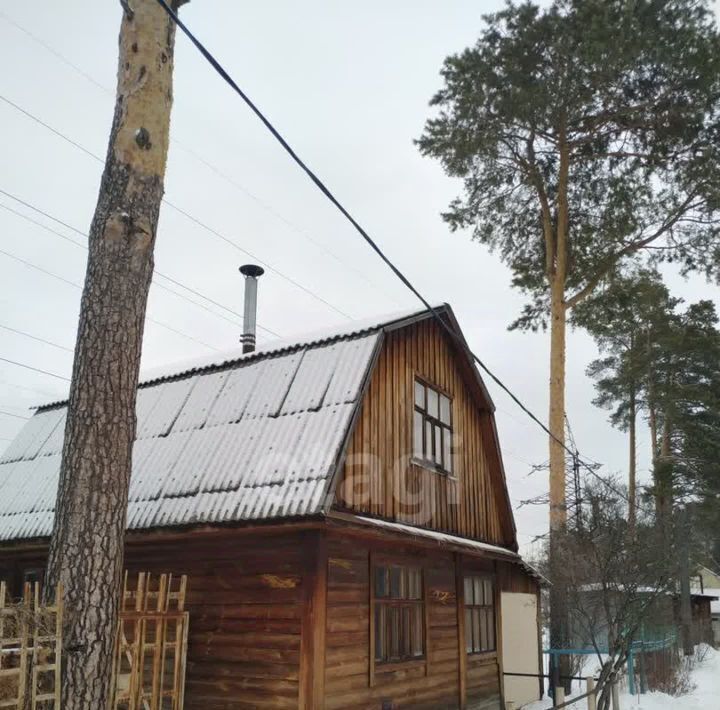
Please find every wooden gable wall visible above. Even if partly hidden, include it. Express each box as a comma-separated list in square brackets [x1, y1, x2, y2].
[334, 318, 515, 547]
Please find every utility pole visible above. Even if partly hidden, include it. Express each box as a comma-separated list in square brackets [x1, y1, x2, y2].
[43, 1, 186, 707]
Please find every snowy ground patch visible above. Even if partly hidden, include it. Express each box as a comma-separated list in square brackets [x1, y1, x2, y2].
[524, 645, 719, 710]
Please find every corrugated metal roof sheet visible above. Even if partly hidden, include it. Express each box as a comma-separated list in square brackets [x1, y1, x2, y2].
[0, 329, 381, 541]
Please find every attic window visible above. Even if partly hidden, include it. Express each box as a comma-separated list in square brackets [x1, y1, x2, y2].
[413, 378, 453, 474]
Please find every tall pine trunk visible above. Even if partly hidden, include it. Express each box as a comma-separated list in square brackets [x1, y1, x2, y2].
[655, 415, 673, 522]
[548, 277, 569, 692]
[628, 386, 637, 531]
[44, 2, 182, 707]
[548, 280, 567, 533]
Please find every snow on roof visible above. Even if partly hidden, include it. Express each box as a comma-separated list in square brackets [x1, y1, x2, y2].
[345, 515, 544, 582]
[34, 303, 445, 410]
[0, 327, 386, 540]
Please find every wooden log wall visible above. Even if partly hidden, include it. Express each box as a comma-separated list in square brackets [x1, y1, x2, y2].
[335, 319, 514, 547]
[0, 527, 541, 710]
[0, 530, 312, 710]
[325, 534, 463, 710]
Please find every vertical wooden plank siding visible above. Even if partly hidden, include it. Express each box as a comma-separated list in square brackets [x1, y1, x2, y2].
[335, 319, 513, 546]
[0, 530, 539, 709]
[455, 553, 467, 710]
[324, 534, 460, 710]
[461, 556, 501, 710]
[299, 530, 327, 710]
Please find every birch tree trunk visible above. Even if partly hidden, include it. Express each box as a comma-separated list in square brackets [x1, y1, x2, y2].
[44, 2, 183, 707]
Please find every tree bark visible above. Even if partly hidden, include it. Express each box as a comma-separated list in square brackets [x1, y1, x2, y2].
[628, 386, 637, 531]
[548, 275, 570, 698]
[655, 416, 673, 522]
[43, 2, 181, 707]
[548, 277, 568, 532]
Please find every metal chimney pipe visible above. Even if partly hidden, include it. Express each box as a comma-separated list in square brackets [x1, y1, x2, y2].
[239, 264, 265, 353]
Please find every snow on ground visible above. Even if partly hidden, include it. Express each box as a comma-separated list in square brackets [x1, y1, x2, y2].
[525, 645, 720, 710]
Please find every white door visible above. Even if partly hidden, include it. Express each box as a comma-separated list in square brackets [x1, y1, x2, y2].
[501, 592, 541, 708]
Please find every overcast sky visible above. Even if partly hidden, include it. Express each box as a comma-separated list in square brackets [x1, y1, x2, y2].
[1, 0, 718, 555]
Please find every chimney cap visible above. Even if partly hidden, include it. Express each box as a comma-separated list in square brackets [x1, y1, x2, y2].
[240, 264, 265, 278]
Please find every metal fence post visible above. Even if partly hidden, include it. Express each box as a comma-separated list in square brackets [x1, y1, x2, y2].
[627, 649, 635, 696]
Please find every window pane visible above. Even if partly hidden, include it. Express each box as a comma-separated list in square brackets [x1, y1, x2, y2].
[464, 577, 473, 605]
[434, 426, 442, 465]
[443, 428, 452, 473]
[472, 609, 481, 653]
[465, 608, 473, 653]
[412, 605, 424, 657]
[414, 380, 425, 408]
[375, 605, 384, 660]
[484, 579, 493, 606]
[426, 421, 433, 460]
[375, 567, 388, 598]
[487, 608, 495, 651]
[391, 607, 400, 659]
[427, 388, 439, 418]
[390, 567, 402, 598]
[402, 606, 411, 657]
[408, 569, 422, 599]
[440, 395, 451, 424]
[399, 568, 408, 598]
[473, 578, 483, 606]
[480, 608, 489, 651]
[413, 411, 423, 457]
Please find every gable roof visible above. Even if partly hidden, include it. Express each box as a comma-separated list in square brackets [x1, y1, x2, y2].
[0, 303, 513, 545]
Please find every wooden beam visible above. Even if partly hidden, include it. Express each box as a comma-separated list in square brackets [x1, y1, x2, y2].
[455, 553, 467, 710]
[299, 530, 327, 710]
[494, 560, 506, 707]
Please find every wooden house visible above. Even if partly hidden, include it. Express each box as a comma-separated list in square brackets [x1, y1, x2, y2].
[0, 304, 543, 709]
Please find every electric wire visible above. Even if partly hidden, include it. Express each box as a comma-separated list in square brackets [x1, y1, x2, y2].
[0, 95, 352, 320]
[0, 191, 280, 336]
[0, 10, 402, 308]
[0, 409, 30, 420]
[154, 0, 653, 519]
[1, 7, 647, 520]
[0, 324, 73, 353]
[0, 246, 220, 351]
[0, 357, 70, 382]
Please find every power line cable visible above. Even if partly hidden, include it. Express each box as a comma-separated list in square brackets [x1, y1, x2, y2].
[2, 7, 649, 520]
[0, 357, 70, 382]
[0, 246, 219, 351]
[0, 324, 73, 353]
[155, 0, 655, 520]
[0, 11, 108, 94]
[0, 11, 402, 307]
[0, 191, 279, 336]
[151, 2, 580, 455]
[0, 95, 352, 320]
[0, 409, 30, 420]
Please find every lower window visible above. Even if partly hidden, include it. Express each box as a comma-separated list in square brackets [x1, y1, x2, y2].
[373, 565, 424, 663]
[464, 575, 496, 653]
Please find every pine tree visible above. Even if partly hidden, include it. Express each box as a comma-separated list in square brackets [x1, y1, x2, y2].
[417, 0, 720, 676]
[573, 270, 677, 526]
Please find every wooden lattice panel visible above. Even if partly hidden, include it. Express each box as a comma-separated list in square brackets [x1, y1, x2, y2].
[0, 582, 62, 710]
[114, 573, 188, 710]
